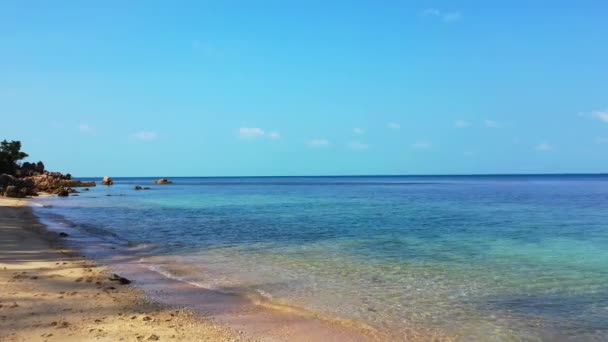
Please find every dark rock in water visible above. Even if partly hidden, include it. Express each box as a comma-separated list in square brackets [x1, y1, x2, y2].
[58, 232, 69, 237]
[109, 274, 131, 285]
[57, 188, 70, 197]
[143, 187, 151, 190]
[153, 178, 173, 184]
[102, 176, 113, 186]
[71, 194, 79, 196]
[134, 185, 143, 190]
[83, 188, 90, 191]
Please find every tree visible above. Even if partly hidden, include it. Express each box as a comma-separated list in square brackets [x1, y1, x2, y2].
[0, 140, 29, 175]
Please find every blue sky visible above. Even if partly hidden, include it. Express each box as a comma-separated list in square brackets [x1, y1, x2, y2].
[1, 1, 607, 176]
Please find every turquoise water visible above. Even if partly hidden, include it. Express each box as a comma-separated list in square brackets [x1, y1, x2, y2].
[34, 176, 608, 340]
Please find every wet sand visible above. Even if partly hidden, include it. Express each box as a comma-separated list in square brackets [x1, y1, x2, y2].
[0, 198, 387, 341]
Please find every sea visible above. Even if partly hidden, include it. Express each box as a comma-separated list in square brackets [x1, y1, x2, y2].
[31, 175, 608, 341]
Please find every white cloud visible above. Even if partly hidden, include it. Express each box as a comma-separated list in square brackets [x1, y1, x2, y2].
[422, 8, 463, 23]
[411, 141, 432, 149]
[535, 143, 554, 152]
[591, 110, 608, 122]
[353, 128, 365, 134]
[484, 119, 499, 128]
[238, 127, 265, 139]
[348, 141, 369, 150]
[133, 131, 158, 141]
[308, 139, 329, 148]
[454, 120, 470, 128]
[237, 127, 281, 140]
[79, 123, 92, 132]
[388, 122, 401, 129]
[595, 137, 608, 144]
[578, 108, 608, 122]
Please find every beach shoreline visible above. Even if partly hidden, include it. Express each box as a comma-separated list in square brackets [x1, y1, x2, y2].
[0, 197, 391, 342]
[0, 197, 250, 341]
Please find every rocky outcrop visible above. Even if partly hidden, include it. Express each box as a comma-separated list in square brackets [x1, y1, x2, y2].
[1, 172, 95, 197]
[56, 188, 70, 197]
[15, 161, 45, 177]
[0, 174, 13, 191]
[4, 185, 24, 198]
[102, 176, 114, 186]
[26, 173, 95, 193]
[1, 174, 37, 198]
[153, 178, 173, 184]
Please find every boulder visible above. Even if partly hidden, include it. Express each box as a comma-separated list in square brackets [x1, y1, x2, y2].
[1, 175, 36, 197]
[153, 178, 173, 184]
[1, 167, 93, 197]
[57, 188, 70, 197]
[24, 172, 95, 195]
[134, 186, 143, 190]
[4, 185, 25, 198]
[0, 174, 15, 191]
[102, 176, 114, 186]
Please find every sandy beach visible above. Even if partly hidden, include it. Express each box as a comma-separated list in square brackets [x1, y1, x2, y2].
[0, 197, 386, 342]
[0, 197, 250, 342]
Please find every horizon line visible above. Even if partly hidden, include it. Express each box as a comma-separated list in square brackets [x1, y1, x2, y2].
[72, 172, 608, 179]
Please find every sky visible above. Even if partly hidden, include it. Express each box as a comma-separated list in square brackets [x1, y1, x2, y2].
[1, 1, 607, 177]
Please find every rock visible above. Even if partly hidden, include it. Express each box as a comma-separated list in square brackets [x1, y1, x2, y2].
[57, 188, 70, 197]
[108, 274, 131, 285]
[24, 172, 95, 195]
[102, 176, 113, 186]
[153, 178, 173, 184]
[61, 179, 96, 187]
[1, 174, 37, 197]
[134, 186, 143, 190]
[59, 232, 69, 237]
[4, 185, 24, 198]
[83, 188, 90, 191]
[0, 174, 16, 193]
[143, 187, 151, 190]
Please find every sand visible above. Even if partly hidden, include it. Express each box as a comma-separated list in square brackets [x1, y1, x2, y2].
[0, 198, 384, 342]
[0, 198, 248, 342]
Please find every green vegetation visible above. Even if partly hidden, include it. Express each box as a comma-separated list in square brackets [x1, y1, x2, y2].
[0, 140, 28, 176]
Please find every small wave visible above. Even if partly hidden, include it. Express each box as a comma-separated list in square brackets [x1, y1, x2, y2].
[143, 263, 220, 291]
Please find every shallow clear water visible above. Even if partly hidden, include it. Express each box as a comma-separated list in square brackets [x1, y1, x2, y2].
[34, 176, 608, 340]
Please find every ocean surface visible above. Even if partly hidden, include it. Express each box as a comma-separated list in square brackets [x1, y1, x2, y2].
[33, 175, 608, 341]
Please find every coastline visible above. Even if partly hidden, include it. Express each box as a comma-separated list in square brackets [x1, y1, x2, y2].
[0, 197, 247, 342]
[0, 197, 391, 342]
